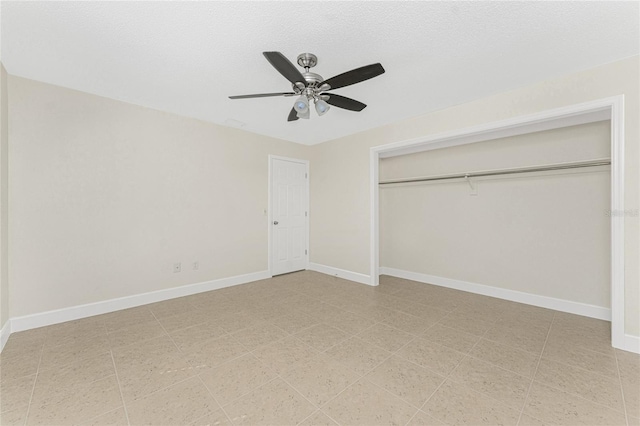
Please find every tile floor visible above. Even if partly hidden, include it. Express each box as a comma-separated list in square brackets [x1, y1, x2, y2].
[0, 271, 638, 425]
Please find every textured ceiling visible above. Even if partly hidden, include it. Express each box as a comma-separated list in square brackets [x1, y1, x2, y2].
[1, 1, 638, 145]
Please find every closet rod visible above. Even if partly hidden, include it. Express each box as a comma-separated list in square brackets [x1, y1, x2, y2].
[379, 159, 611, 185]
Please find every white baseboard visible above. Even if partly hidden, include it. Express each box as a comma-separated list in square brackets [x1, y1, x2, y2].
[10, 270, 271, 334]
[308, 263, 372, 286]
[622, 333, 640, 354]
[379, 267, 612, 321]
[0, 319, 10, 352]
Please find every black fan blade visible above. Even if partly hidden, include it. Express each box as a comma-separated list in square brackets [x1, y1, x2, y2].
[229, 92, 295, 99]
[287, 107, 299, 122]
[263, 52, 307, 86]
[324, 93, 367, 111]
[321, 63, 385, 90]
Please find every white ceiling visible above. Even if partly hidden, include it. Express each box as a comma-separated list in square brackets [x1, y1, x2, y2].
[1, 1, 638, 145]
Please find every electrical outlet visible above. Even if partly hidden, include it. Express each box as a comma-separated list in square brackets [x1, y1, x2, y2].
[193, 261, 199, 271]
[173, 262, 181, 273]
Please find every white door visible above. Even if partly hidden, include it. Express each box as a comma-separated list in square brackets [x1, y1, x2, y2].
[270, 157, 308, 276]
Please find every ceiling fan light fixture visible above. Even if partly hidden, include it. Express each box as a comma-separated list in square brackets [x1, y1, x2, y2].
[315, 99, 330, 116]
[293, 95, 309, 114]
[296, 108, 310, 119]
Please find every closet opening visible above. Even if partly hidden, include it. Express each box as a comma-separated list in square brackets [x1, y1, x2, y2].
[369, 96, 626, 350]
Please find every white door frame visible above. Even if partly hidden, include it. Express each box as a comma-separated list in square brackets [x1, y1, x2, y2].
[369, 95, 628, 351]
[268, 155, 310, 276]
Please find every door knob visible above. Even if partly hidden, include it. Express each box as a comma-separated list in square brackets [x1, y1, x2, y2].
[273, 221, 279, 225]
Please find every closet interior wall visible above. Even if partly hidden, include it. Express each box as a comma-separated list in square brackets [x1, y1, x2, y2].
[379, 121, 611, 310]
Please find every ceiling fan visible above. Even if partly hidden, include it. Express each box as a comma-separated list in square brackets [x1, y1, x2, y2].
[229, 52, 385, 121]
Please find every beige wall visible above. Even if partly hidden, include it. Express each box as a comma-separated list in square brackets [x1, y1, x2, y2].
[8, 76, 308, 318]
[309, 56, 639, 336]
[380, 122, 611, 308]
[4, 56, 639, 340]
[0, 64, 8, 329]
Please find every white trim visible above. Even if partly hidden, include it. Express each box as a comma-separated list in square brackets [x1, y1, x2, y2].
[0, 319, 10, 352]
[380, 267, 611, 321]
[10, 270, 270, 333]
[369, 149, 379, 286]
[622, 334, 640, 354]
[268, 155, 310, 277]
[370, 95, 626, 350]
[308, 262, 371, 286]
[609, 95, 625, 349]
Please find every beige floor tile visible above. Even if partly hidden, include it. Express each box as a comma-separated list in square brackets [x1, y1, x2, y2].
[111, 335, 177, 363]
[322, 310, 374, 335]
[497, 306, 554, 330]
[299, 410, 339, 426]
[100, 306, 157, 333]
[421, 324, 480, 353]
[452, 301, 505, 322]
[448, 356, 531, 409]
[388, 301, 449, 324]
[1, 336, 45, 361]
[407, 410, 445, 425]
[198, 353, 277, 406]
[305, 303, 348, 321]
[622, 378, 640, 419]
[39, 334, 110, 370]
[231, 323, 288, 351]
[252, 336, 319, 375]
[147, 297, 194, 318]
[630, 416, 640, 426]
[616, 348, 640, 383]
[358, 323, 415, 352]
[114, 351, 199, 403]
[126, 377, 219, 425]
[616, 348, 640, 418]
[535, 358, 625, 412]
[0, 373, 36, 413]
[107, 319, 167, 348]
[522, 381, 627, 425]
[2, 272, 632, 426]
[190, 409, 231, 426]
[168, 321, 227, 352]
[79, 407, 128, 426]
[436, 310, 496, 336]
[366, 355, 445, 408]
[0, 351, 41, 382]
[43, 317, 106, 345]
[224, 378, 315, 425]
[422, 380, 520, 425]
[517, 414, 550, 425]
[282, 353, 360, 407]
[215, 311, 263, 334]
[376, 308, 433, 335]
[553, 312, 610, 336]
[0, 405, 30, 426]
[31, 352, 115, 399]
[469, 338, 540, 378]
[325, 336, 392, 375]
[156, 309, 211, 333]
[546, 328, 613, 356]
[484, 322, 549, 354]
[397, 337, 465, 376]
[26, 375, 122, 425]
[182, 334, 248, 370]
[322, 378, 417, 426]
[294, 324, 349, 352]
[268, 311, 321, 335]
[3, 328, 48, 345]
[542, 339, 618, 378]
